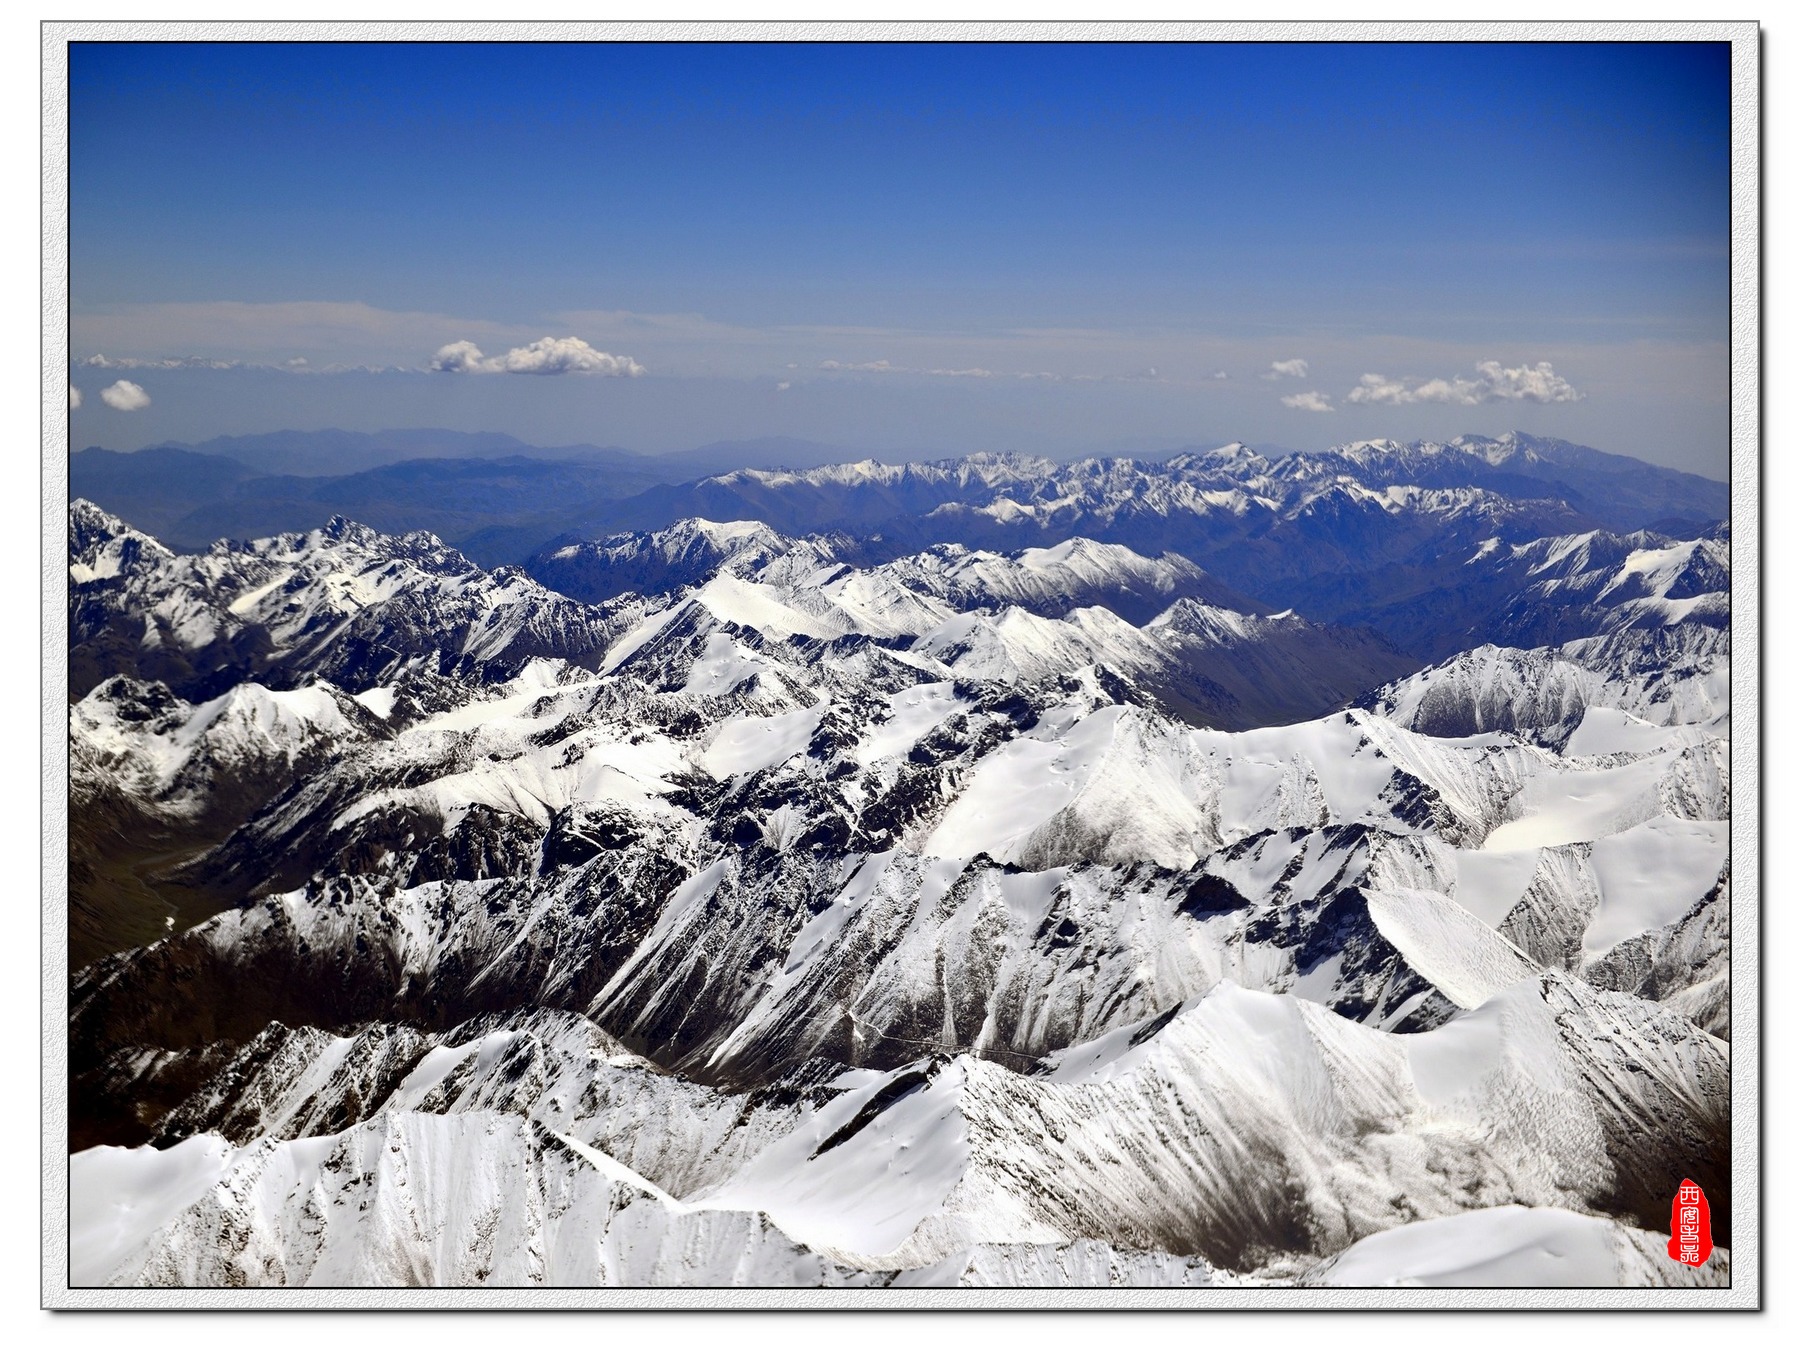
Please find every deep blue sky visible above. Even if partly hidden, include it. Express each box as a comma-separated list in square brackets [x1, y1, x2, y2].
[67, 41, 1733, 473]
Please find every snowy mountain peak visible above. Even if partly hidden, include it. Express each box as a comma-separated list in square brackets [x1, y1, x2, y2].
[957, 450, 1060, 475]
[70, 498, 173, 582]
[1339, 438, 1409, 459]
[69, 504, 625, 701]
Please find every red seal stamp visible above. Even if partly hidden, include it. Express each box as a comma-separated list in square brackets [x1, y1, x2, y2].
[1667, 1179, 1713, 1266]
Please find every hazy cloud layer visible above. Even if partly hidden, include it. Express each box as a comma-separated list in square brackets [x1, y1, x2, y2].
[66, 297, 1723, 473]
[821, 359, 904, 373]
[99, 379, 151, 411]
[73, 300, 530, 368]
[79, 353, 404, 377]
[819, 358, 1162, 385]
[1281, 390, 1335, 413]
[82, 354, 244, 371]
[65, 301, 1597, 407]
[820, 359, 996, 378]
[1347, 360, 1584, 406]
[431, 336, 645, 377]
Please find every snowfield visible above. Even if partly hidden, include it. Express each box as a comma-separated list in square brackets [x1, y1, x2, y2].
[65, 436, 1732, 1290]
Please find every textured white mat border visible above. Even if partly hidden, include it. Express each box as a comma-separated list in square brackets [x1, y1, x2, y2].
[39, 17, 1763, 1313]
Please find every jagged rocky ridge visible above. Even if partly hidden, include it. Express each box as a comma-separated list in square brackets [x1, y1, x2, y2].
[66, 439, 1731, 1288]
[528, 434, 1727, 651]
[69, 500, 619, 702]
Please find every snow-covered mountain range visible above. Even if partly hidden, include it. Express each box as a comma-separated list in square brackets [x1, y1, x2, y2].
[64, 435, 1732, 1291]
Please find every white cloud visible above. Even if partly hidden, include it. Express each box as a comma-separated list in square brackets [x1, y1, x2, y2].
[1281, 390, 1335, 413]
[430, 336, 645, 377]
[429, 340, 490, 374]
[1346, 360, 1585, 406]
[1345, 373, 1411, 405]
[1264, 358, 1310, 381]
[69, 384, 81, 409]
[1211, 370, 1229, 381]
[775, 381, 792, 392]
[1473, 360, 1585, 403]
[502, 336, 645, 376]
[100, 379, 151, 411]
